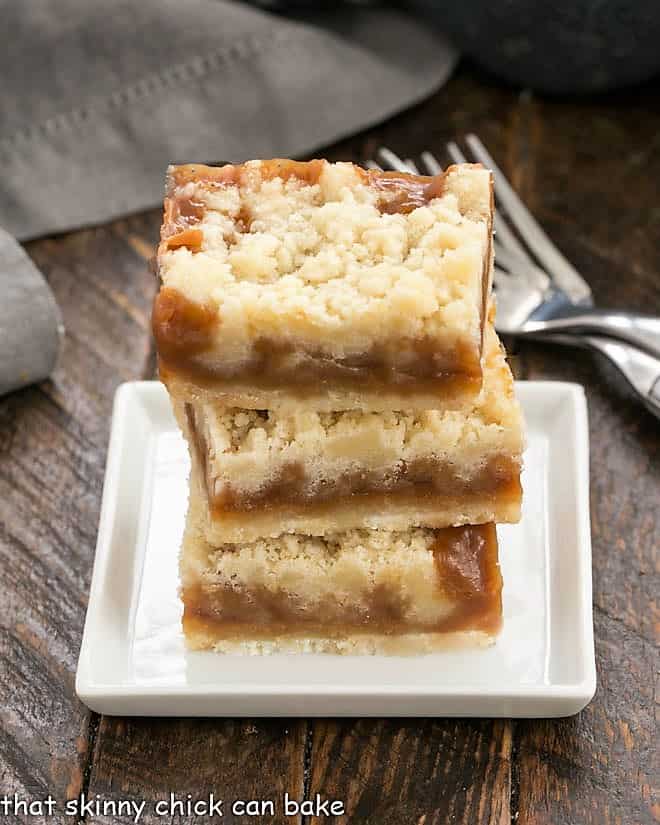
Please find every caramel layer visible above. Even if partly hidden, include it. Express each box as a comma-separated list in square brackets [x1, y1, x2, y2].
[154, 294, 482, 401]
[183, 524, 502, 640]
[212, 457, 521, 513]
[154, 287, 481, 383]
[160, 359, 481, 404]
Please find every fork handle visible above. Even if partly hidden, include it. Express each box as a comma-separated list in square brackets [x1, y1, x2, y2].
[531, 333, 660, 419]
[524, 309, 660, 360]
[587, 336, 660, 419]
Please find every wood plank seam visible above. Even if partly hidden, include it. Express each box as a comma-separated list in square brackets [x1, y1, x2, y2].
[302, 720, 314, 825]
[78, 713, 101, 825]
[509, 721, 520, 825]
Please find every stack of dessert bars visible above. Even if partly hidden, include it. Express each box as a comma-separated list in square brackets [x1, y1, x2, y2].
[152, 158, 524, 654]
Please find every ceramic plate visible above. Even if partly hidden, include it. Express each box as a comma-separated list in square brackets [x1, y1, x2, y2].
[76, 381, 595, 717]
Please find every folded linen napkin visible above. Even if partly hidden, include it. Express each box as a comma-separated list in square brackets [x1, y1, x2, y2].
[1, 0, 457, 241]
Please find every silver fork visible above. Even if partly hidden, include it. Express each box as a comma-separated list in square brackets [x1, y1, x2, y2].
[371, 143, 660, 418]
[373, 141, 660, 359]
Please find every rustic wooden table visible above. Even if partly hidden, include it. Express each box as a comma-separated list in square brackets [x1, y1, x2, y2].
[1, 65, 658, 825]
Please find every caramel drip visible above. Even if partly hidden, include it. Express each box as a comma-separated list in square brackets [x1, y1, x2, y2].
[169, 163, 241, 189]
[169, 158, 326, 191]
[165, 228, 203, 251]
[160, 189, 207, 252]
[366, 170, 445, 214]
[432, 524, 502, 634]
[151, 287, 218, 363]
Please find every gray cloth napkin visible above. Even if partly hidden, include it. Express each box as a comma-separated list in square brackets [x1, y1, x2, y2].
[0, 228, 63, 396]
[1, 0, 457, 241]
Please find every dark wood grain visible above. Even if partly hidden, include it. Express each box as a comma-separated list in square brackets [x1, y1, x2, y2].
[86, 718, 307, 824]
[0, 213, 159, 823]
[1, 63, 658, 825]
[503, 83, 660, 825]
[516, 610, 658, 825]
[306, 719, 512, 825]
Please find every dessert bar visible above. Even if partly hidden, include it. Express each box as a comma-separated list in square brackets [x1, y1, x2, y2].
[149, 154, 521, 658]
[177, 325, 523, 542]
[153, 158, 493, 411]
[181, 494, 502, 655]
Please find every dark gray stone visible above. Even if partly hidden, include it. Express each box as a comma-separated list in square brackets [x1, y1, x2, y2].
[410, 0, 660, 93]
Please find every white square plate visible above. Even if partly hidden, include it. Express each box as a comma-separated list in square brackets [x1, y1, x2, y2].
[76, 381, 595, 717]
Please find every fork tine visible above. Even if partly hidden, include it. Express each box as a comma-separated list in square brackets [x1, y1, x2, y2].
[446, 141, 467, 165]
[365, 160, 382, 171]
[493, 210, 533, 263]
[377, 148, 412, 174]
[492, 266, 509, 289]
[464, 134, 591, 303]
[494, 242, 551, 291]
[493, 214, 533, 263]
[420, 151, 442, 175]
[405, 158, 420, 174]
[448, 141, 534, 264]
[492, 266, 549, 328]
